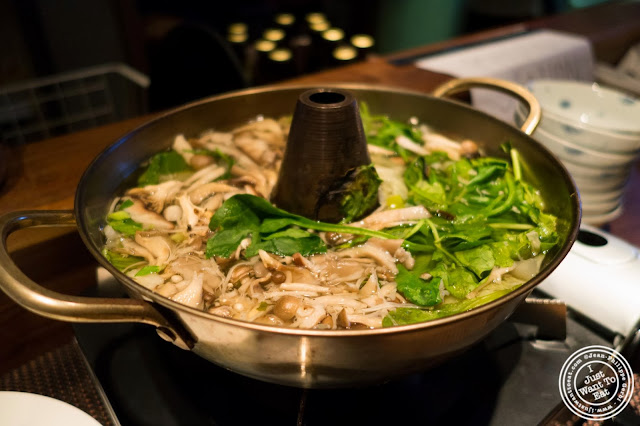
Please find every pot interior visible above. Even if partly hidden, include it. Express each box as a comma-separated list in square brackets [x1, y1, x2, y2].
[75, 84, 580, 320]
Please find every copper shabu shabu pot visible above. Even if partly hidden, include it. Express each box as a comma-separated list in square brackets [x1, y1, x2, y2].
[0, 78, 580, 388]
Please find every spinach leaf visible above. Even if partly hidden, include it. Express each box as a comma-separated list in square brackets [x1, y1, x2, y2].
[411, 180, 447, 209]
[209, 195, 261, 230]
[454, 245, 495, 278]
[262, 228, 314, 240]
[245, 235, 327, 258]
[220, 194, 395, 239]
[205, 194, 402, 259]
[429, 260, 479, 299]
[137, 151, 192, 186]
[206, 196, 260, 258]
[382, 289, 512, 326]
[394, 255, 442, 307]
[395, 264, 442, 307]
[316, 164, 382, 223]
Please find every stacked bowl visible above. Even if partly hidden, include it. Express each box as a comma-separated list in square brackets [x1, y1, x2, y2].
[515, 79, 640, 225]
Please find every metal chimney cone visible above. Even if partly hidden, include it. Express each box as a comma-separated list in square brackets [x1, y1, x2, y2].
[271, 88, 372, 222]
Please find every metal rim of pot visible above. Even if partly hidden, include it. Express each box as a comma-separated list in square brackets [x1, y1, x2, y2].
[0, 77, 580, 352]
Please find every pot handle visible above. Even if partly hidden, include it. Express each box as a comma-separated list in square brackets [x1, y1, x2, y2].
[0, 210, 194, 350]
[432, 77, 541, 136]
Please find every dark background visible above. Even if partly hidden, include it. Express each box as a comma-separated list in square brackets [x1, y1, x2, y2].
[0, 0, 609, 119]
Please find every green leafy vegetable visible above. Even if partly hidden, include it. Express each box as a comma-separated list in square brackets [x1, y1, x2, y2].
[102, 249, 145, 271]
[106, 209, 143, 237]
[119, 199, 134, 210]
[137, 151, 192, 186]
[205, 194, 398, 259]
[395, 263, 442, 306]
[135, 265, 162, 276]
[454, 245, 496, 278]
[316, 164, 382, 223]
[382, 289, 512, 326]
[370, 138, 562, 308]
[245, 235, 327, 258]
[360, 102, 423, 162]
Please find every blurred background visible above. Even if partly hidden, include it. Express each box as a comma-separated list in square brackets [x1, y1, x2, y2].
[0, 0, 613, 144]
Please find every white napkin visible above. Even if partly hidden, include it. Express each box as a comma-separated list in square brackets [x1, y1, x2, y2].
[415, 29, 594, 124]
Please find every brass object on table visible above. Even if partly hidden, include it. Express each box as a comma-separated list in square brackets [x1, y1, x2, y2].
[0, 78, 578, 388]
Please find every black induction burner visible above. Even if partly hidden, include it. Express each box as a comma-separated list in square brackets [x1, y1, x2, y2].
[73, 277, 612, 426]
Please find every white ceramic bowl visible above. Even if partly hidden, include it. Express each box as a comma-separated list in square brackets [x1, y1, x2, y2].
[515, 83, 640, 153]
[582, 205, 624, 226]
[561, 157, 631, 179]
[527, 79, 640, 133]
[572, 173, 630, 192]
[581, 197, 624, 215]
[531, 125, 639, 168]
[580, 188, 626, 204]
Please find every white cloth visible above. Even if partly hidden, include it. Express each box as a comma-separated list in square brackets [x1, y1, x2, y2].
[415, 29, 594, 124]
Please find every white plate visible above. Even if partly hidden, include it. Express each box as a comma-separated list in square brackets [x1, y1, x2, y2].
[0, 392, 101, 426]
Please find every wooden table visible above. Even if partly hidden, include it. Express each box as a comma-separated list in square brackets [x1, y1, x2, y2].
[0, 0, 639, 394]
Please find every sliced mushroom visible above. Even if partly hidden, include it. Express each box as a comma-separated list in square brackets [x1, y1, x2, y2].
[156, 282, 179, 297]
[176, 193, 205, 230]
[189, 182, 238, 205]
[124, 198, 175, 230]
[234, 135, 277, 166]
[394, 247, 415, 270]
[163, 204, 182, 222]
[183, 164, 226, 190]
[134, 232, 173, 265]
[190, 154, 215, 170]
[198, 130, 234, 148]
[232, 118, 285, 146]
[352, 206, 431, 231]
[337, 309, 350, 328]
[132, 272, 165, 290]
[319, 315, 334, 328]
[171, 272, 203, 308]
[208, 305, 233, 317]
[366, 238, 404, 254]
[118, 238, 155, 264]
[346, 314, 382, 329]
[254, 314, 285, 326]
[421, 128, 462, 160]
[295, 305, 327, 329]
[172, 134, 194, 164]
[395, 134, 428, 156]
[359, 271, 379, 296]
[338, 242, 398, 275]
[127, 180, 182, 213]
[259, 250, 285, 271]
